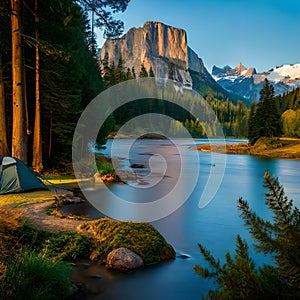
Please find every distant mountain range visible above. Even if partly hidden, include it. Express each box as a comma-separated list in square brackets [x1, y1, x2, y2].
[212, 63, 300, 101]
[100, 21, 300, 103]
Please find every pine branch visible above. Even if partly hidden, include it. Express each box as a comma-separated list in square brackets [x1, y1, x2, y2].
[263, 171, 289, 224]
[238, 197, 277, 254]
[194, 243, 221, 278]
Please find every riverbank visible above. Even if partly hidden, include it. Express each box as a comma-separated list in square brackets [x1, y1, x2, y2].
[0, 179, 175, 299]
[194, 137, 300, 160]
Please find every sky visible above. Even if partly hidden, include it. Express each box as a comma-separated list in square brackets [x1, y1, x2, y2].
[97, 0, 300, 74]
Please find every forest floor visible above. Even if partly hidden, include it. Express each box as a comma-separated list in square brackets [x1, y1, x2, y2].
[194, 137, 300, 160]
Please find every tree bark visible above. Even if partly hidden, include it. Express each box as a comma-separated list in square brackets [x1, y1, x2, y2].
[11, 0, 27, 162]
[32, 0, 43, 172]
[0, 55, 9, 156]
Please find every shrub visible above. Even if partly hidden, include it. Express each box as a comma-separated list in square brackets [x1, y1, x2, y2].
[97, 162, 115, 175]
[42, 232, 94, 261]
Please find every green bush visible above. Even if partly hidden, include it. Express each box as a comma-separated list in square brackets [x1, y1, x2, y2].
[97, 162, 115, 175]
[0, 252, 72, 300]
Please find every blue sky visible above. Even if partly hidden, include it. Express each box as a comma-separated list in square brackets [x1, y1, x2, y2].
[98, 0, 300, 73]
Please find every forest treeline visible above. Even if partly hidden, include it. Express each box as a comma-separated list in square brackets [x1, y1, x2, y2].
[100, 56, 250, 138]
[0, 0, 130, 171]
[248, 79, 300, 144]
[1, 0, 300, 172]
[0, 0, 250, 173]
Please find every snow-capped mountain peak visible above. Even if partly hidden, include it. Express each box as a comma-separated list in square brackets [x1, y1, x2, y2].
[265, 63, 300, 83]
[212, 62, 300, 101]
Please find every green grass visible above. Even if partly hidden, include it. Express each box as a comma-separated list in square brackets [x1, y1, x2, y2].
[41, 231, 94, 261]
[0, 207, 94, 299]
[0, 251, 72, 300]
[79, 217, 176, 264]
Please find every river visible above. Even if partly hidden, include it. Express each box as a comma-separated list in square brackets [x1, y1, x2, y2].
[71, 139, 300, 299]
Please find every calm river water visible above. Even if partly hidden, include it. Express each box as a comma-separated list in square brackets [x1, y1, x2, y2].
[72, 139, 300, 300]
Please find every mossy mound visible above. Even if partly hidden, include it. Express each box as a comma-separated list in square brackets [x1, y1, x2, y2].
[79, 218, 176, 265]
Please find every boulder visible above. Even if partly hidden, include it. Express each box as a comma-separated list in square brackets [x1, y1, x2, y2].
[106, 247, 144, 272]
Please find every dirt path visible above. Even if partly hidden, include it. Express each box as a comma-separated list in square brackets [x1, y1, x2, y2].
[18, 201, 85, 232]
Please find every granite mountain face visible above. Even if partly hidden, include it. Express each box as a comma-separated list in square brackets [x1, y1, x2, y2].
[100, 21, 300, 103]
[213, 63, 300, 101]
[100, 21, 232, 98]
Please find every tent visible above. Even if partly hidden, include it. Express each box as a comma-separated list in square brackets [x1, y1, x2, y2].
[0, 156, 48, 194]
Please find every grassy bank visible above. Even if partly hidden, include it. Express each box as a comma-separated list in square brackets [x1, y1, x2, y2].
[194, 137, 300, 160]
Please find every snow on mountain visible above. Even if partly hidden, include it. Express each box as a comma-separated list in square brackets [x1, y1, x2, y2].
[257, 64, 300, 85]
[213, 63, 300, 101]
[212, 63, 257, 99]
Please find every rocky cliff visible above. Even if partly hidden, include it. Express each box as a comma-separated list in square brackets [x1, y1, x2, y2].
[100, 21, 221, 92]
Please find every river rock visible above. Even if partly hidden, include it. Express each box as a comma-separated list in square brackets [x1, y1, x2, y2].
[106, 248, 144, 272]
[130, 163, 145, 169]
[101, 172, 123, 183]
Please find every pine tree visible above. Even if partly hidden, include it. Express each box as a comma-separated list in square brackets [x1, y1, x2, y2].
[11, 0, 28, 163]
[239, 171, 300, 289]
[0, 55, 9, 156]
[131, 66, 136, 79]
[125, 67, 133, 80]
[32, 0, 43, 172]
[0, 1, 10, 156]
[194, 171, 300, 299]
[115, 56, 125, 83]
[149, 66, 155, 77]
[248, 102, 258, 144]
[76, 0, 130, 39]
[100, 52, 111, 87]
[139, 63, 148, 78]
[248, 79, 281, 144]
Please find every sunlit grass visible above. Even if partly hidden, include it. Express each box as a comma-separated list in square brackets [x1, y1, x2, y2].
[0, 190, 56, 206]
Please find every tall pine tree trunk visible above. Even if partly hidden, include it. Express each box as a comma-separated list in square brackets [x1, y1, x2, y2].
[0, 55, 9, 156]
[32, 0, 43, 172]
[11, 0, 27, 163]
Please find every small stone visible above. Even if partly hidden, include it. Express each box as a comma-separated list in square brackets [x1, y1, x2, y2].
[130, 163, 145, 169]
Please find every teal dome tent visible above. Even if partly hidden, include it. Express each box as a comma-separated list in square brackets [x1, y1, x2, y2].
[0, 156, 47, 194]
